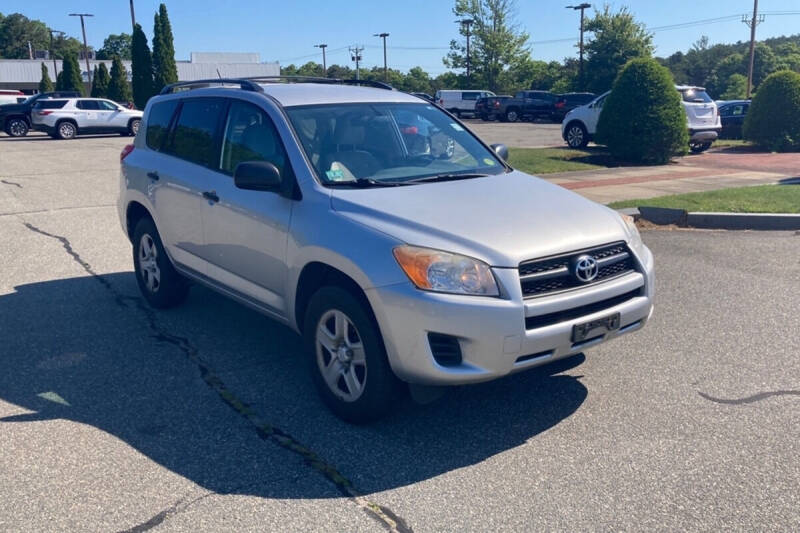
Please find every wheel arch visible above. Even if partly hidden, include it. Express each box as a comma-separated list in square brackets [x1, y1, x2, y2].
[125, 200, 153, 242]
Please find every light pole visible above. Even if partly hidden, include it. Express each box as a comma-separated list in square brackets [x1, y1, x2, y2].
[314, 43, 328, 76]
[69, 13, 94, 90]
[49, 29, 65, 80]
[374, 33, 389, 82]
[566, 3, 591, 91]
[457, 19, 474, 83]
[129, 0, 136, 32]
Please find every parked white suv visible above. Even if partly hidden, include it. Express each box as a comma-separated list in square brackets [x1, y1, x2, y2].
[435, 89, 496, 118]
[561, 85, 722, 153]
[119, 78, 654, 422]
[31, 97, 143, 139]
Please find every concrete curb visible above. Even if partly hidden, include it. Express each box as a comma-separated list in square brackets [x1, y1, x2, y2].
[619, 207, 800, 230]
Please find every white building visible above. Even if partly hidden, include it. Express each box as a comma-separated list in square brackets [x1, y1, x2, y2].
[0, 52, 280, 92]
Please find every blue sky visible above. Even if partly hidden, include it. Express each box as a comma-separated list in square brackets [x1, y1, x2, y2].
[5, 1, 800, 74]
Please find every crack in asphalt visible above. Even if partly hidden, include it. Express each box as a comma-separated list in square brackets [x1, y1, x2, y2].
[21, 220, 413, 533]
[698, 390, 800, 405]
[1, 179, 22, 188]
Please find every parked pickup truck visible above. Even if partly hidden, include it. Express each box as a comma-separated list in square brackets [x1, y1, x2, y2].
[475, 95, 511, 121]
[496, 90, 558, 123]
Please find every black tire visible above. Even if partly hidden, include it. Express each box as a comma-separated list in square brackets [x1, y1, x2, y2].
[6, 118, 29, 137]
[452, 109, 462, 118]
[565, 122, 589, 149]
[480, 113, 489, 121]
[689, 141, 712, 154]
[128, 118, 141, 136]
[505, 108, 520, 123]
[304, 286, 401, 423]
[55, 120, 77, 140]
[132, 217, 189, 309]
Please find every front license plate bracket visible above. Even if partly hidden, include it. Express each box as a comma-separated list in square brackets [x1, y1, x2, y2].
[572, 313, 621, 343]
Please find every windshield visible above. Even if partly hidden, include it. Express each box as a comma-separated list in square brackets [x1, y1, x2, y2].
[285, 103, 505, 185]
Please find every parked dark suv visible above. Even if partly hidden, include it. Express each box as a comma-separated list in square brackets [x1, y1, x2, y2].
[0, 91, 81, 137]
[552, 92, 596, 122]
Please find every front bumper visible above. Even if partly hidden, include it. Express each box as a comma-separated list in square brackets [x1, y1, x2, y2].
[367, 244, 655, 385]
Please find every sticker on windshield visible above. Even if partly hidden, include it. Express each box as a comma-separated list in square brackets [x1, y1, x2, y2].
[450, 123, 464, 132]
[325, 169, 345, 181]
[483, 157, 497, 166]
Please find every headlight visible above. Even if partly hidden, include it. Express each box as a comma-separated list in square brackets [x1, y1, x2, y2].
[620, 213, 643, 250]
[393, 245, 499, 296]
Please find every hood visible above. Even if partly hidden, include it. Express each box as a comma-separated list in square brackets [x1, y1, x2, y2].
[330, 170, 630, 267]
[0, 103, 26, 114]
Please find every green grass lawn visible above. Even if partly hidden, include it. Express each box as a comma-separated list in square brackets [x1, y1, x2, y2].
[609, 184, 800, 213]
[507, 147, 615, 175]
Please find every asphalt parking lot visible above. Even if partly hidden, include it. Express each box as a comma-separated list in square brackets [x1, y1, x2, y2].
[463, 118, 564, 148]
[1, 134, 799, 532]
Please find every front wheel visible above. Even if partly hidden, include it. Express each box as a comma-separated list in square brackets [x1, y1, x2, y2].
[689, 141, 712, 153]
[132, 217, 189, 309]
[304, 286, 401, 423]
[6, 118, 29, 137]
[505, 109, 519, 123]
[565, 123, 588, 148]
[56, 121, 77, 140]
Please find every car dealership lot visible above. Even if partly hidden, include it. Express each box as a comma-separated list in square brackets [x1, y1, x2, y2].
[1, 135, 798, 532]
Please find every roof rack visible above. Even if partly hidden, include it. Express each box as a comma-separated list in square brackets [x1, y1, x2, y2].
[242, 76, 394, 91]
[158, 76, 395, 96]
[159, 78, 264, 95]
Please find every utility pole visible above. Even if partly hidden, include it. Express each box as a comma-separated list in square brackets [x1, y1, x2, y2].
[374, 33, 389, 82]
[314, 44, 328, 76]
[69, 13, 94, 90]
[567, 4, 591, 91]
[349, 45, 364, 81]
[457, 19, 474, 83]
[49, 30, 65, 79]
[742, 0, 764, 98]
[129, 0, 136, 32]
[28, 41, 34, 60]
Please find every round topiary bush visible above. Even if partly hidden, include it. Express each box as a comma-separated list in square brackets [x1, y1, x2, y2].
[596, 58, 688, 165]
[743, 70, 800, 152]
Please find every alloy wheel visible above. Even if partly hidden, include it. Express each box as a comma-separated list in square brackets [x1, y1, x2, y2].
[315, 309, 367, 402]
[138, 234, 161, 293]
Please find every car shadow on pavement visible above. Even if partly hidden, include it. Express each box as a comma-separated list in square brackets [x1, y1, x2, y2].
[0, 272, 587, 499]
[0, 134, 127, 142]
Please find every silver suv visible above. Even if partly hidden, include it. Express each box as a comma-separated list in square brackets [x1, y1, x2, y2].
[118, 78, 654, 422]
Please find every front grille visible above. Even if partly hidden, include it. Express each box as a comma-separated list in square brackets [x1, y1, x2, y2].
[519, 242, 637, 298]
[525, 288, 643, 330]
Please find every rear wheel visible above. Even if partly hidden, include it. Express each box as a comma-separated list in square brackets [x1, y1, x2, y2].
[6, 118, 29, 137]
[689, 141, 712, 153]
[565, 122, 588, 148]
[304, 286, 401, 423]
[132, 217, 189, 309]
[56, 121, 77, 140]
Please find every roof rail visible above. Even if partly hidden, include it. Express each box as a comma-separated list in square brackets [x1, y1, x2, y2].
[159, 78, 264, 95]
[242, 76, 394, 91]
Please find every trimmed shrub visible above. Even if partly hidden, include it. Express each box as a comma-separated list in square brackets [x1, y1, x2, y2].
[596, 58, 688, 165]
[39, 63, 54, 93]
[743, 70, 800, 152]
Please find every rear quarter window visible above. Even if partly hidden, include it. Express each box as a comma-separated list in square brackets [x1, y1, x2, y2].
[145, 100, 179, 151]
[35, 100, 67, 109]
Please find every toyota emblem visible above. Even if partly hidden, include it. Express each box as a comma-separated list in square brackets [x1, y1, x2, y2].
[574, 255, 599, 283]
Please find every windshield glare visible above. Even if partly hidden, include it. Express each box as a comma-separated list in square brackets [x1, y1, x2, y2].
[286, 103, 504, 184]
[681, 89, 713, 103]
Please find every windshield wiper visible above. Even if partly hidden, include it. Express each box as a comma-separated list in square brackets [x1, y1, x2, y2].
[325, 177, 412, 188]
[406, 173, 490, 184]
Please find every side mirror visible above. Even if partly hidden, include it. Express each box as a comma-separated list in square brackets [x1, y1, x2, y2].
[234, 161, 282, 192]
[491, 143, 509, 162]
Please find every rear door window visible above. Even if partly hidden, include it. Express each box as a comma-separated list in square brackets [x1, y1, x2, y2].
[164, 98, 226, 167]
[76, 100, 100, 110]
[35, 100, 68, 109]
[145, 100, 179, 151]
[461, 92, 479, 100]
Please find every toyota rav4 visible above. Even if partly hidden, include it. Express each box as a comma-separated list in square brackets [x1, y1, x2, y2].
[118, 78, 655, 422]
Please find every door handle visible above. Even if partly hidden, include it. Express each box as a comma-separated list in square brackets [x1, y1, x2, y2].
[147, 171, 159, 181]
[202, 190, 219, 203]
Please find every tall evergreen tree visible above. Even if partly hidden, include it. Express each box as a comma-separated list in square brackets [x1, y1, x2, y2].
[131, 23, 154, 109]
[55, 71, 65, 91]
[91, 63, 111, 97]
[107, 55, 132, 104]
[60, 53, 86, 95]
[39, 62, 54, 93]
[152, 3, 179, 93]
